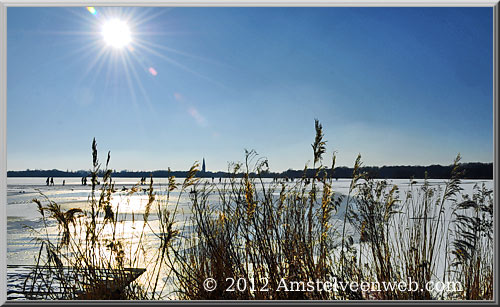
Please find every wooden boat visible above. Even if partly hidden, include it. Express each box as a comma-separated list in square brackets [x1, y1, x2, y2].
[7, 264, 146, 300]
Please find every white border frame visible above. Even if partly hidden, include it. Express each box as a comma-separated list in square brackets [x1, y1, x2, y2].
[0, 1, 497, 305]
[0, 0, 498, 6]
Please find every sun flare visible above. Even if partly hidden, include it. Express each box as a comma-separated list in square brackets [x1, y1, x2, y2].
[101, 19, 132, 49]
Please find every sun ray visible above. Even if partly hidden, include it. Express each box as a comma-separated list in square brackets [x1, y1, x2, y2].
[77, 45, 113, 83]
[116, 51, 155, 137]
[121, 50, 155, 113]
[46, 6, 227, 128]
[103, 50, 117, 94]
[117, 50, 140, 108]
[134, 37, 232, 68]
[127, 7, 173, 27]
[82, 49, 113, 87]
[133, 42, 227, 89]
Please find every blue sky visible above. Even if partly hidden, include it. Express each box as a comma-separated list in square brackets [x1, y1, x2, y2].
[7, 7, 493, 172]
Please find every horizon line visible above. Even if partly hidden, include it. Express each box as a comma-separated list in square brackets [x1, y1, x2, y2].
[7, 160, 494, 173]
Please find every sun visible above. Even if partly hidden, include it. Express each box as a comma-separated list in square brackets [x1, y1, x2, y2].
[101, 19, 132, 49]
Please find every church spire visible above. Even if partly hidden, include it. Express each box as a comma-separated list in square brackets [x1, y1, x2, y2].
[202, 158, 206, 173]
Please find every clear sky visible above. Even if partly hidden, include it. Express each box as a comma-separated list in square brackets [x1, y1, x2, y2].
[7, 7, 494, 172]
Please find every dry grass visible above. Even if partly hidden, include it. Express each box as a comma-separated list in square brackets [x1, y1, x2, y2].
[23, 122, 493, 300]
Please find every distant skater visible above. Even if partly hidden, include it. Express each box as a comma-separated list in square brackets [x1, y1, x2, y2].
[50, 177, 54, 186]
[62, 180, 65, 186]
[46, 177, 50, 186]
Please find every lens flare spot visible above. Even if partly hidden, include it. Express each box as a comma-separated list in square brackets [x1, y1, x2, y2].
[148, 67, 158, 76]
[86, 7, 97, 15]
[188, 107, 207, 126]
[173, 92, 184, 102]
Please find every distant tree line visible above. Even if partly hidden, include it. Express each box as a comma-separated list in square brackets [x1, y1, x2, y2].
[7, 162, 493, 179]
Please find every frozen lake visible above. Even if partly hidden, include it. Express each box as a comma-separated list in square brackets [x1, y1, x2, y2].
[6, 177, 493, 300]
